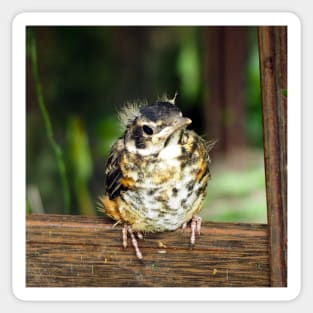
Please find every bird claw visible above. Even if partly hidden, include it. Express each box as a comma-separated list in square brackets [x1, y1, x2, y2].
[122, 224, 143, 260]
[137, 232, 143, 239]
[181, 222, 187, 232]
[190, 215, 202, 246]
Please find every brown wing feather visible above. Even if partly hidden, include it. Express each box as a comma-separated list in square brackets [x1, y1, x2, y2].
[104, 138, 126, 199]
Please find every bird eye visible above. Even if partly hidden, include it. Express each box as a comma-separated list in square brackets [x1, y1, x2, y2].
[142, 125, 154, 135]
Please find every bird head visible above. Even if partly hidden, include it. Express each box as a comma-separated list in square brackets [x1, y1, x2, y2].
[120, 100, 191, 156]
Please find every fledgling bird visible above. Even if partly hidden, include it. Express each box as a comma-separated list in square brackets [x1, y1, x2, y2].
[98, 96, 215, 260]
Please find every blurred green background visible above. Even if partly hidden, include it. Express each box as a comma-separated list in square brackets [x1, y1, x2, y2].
[26, 26, 266, 223]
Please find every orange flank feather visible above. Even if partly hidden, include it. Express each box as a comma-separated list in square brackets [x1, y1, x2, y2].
[120, 177, 136, 188]
[98, 195, 122, 221]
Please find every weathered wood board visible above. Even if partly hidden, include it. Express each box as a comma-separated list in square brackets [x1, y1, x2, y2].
[26, 214, 269, 287]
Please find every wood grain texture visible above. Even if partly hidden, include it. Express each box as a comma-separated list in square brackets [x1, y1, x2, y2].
[26, 214, 269, 287]
[258, 26, 287, 287]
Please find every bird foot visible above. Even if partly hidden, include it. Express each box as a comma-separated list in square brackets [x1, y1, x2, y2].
[181, 215, 202, 247]
[181, 222, 187, 232]
[190, 215, 202, 247]
[122, 224, 143, 260]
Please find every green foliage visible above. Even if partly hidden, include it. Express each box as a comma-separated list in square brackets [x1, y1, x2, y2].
[26, 198, 32, 215]
[177, 29, 201, 103]
[28, 29, 71, 213]
[206, 166, 265, 199]
[245, 34, 263, 147]
[67, 116, 92, 182]
[66, 116, 95, 215]
[94, 116, 122, 158]
[202, 153, 267, 223]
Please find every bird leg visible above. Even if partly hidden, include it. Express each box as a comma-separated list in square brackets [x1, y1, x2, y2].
[190, 215, 202, 247]
[122, 224, 143, 260]
[122, 223, 128, 248]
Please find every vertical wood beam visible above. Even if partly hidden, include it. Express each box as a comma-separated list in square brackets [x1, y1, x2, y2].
[223, 27, 247, 149]
[204, 27, 247, 154]
[258, 26, 287, 287]
[203, 27, 224, 152]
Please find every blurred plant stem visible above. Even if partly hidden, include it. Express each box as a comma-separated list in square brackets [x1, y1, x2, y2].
[29, 30, 71, 213]
[67, 116, 95, 215]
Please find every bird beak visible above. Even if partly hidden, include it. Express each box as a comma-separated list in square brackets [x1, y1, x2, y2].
[172, 117, 192, 130]
[157, 117, 192, 138]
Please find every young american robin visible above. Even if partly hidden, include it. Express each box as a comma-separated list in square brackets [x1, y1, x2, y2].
[98, 96, 215, 260]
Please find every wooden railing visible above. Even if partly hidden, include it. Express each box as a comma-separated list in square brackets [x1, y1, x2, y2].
[26, 214, 269, 287]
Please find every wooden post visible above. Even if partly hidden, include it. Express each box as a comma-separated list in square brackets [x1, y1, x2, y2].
[258, 26, 287, 287]
[204, 27, 247, 154]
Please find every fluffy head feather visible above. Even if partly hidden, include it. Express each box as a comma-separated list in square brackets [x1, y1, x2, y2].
[118, 93, 178, 129]
[159, 91, 178, 104]
[118, 100, 146, 128]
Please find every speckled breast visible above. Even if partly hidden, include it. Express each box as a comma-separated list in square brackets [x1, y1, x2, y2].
[117, 130, 211, 232]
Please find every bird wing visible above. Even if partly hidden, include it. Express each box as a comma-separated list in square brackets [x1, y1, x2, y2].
[104, 137, 125, 199]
